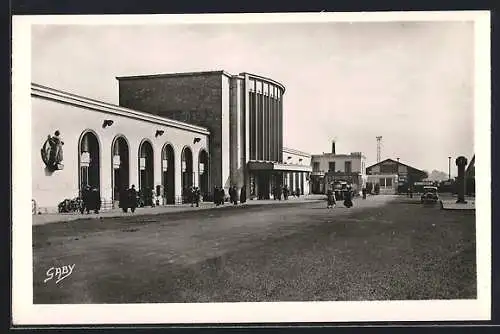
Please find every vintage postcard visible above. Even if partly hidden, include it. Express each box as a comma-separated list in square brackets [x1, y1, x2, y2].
[12, 11, 491, 325]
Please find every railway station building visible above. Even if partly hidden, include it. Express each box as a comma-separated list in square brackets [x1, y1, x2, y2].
[32, 71, 312, 213]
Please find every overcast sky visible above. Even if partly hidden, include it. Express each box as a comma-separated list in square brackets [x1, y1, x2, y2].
[31, 21, 474, 174]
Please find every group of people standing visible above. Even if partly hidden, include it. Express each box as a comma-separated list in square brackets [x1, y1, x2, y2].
[79, 185, 101, 214]
[119, 185, 138, 213]
[271, 185, 302, 201]
[214, 185, 247, 206]
[326, 186, 355, 209]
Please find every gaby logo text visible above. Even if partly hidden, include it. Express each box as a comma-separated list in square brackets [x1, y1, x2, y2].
[44, 264, 75, 284]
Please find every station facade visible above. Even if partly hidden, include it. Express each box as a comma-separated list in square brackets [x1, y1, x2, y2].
[32, 84, 210, 213]
[117, 70, 311, 201]
[32, 70, 312, 213]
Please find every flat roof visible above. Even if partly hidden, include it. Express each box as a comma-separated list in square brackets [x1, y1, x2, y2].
[31, 83, 211, 136]
[283, 147, 311, 157]
[311, 153, 366, 159]
[116, 70, 233, 81]
[116, 70, 286, 92]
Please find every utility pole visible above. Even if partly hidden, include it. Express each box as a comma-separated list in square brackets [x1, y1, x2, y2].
[448, 156, 451, 180]
[396, 157, 400, 194]
[376, 136, 382, 163]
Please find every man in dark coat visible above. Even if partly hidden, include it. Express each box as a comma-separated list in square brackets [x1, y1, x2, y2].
[230, 186, 238, 205]
[191, 187, 200, 207]
[220, 187, 226, 205]
[343, 187, 353, 208]
[80, 184, 90, 214]
[119, 187, 129, 212]
[283, 186, 289, 200]
[88, 187, 100, 214]
[240, 185, 247, 204]
[214, 186, 220, 206]
[362, 187, 367, 199]
[128, 185, 137, 213]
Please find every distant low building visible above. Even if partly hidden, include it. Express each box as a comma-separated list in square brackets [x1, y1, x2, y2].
[365, 158, 427, 194]
[310, 141, 367, 194]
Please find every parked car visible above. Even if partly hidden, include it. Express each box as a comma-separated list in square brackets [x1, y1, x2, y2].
[421, 186, 439, 204]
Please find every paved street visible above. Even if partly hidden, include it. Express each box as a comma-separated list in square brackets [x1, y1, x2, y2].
[33, 195, 476, 303]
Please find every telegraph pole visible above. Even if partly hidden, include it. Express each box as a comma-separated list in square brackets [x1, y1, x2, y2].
[376, 136, 382, 163]
[448, 156, 451, 180]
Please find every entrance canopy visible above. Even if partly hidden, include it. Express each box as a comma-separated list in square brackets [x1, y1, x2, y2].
[247, 161, 312, 172]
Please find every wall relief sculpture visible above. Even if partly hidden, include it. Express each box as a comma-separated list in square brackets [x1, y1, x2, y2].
[41, 130, 64, 171]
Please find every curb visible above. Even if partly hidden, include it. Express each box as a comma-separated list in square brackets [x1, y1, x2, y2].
[33, 199, 325, 225]
[439, 200, 475, 211]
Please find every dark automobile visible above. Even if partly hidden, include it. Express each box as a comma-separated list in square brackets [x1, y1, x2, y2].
[421, 186, 439, 204]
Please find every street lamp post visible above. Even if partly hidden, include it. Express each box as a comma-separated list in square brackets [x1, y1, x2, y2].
[396, 157, 400, 194]
[448, 156, 451, 180]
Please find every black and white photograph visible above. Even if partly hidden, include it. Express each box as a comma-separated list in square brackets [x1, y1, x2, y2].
[12, 11, 491, 325]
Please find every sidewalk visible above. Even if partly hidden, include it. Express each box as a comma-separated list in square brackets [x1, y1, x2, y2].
[32, 195, 326, 225]
[440, 198, 475, 211]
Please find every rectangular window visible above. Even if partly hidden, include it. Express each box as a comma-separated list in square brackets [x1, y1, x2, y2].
[313, 162, 320, 172]
[249, 92, 256, 160]
[345, 161, 352, 173]
[328, 162, 336, 172]
[379, 178, 386, 187]
[257, 93, 263, 160]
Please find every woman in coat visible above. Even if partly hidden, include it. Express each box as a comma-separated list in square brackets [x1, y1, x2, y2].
[327, 189, 336, 209]
[343, 187, 353, 208]
[240, 186, 247, 204]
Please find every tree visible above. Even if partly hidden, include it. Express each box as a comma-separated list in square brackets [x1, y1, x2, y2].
[366, 182, 373, 194]
[422, 170, 429, 180]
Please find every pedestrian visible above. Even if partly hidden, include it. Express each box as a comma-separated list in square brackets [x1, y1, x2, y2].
[327, 189, 336, 209]
[80, 184, 90, 214]
[128, 185, 137, 213]
[119, 187, 129, 213]
[191, 187, 200, 207]
[213, 186, 219, 206]
[283, 186, 289, 200]
[344, 186, 353, 208]
[220, 187, 226, 205]
[228, 186, 234, 205]
[89, 187, 100, 214]
[362, 187, 367, 200]
[240, 185, 247, 204]
[232, 186, 238, 205]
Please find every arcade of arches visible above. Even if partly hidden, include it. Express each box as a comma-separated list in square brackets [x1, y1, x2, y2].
[78, 131, 209, 206]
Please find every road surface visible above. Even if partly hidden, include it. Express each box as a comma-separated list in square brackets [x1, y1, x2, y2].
[33, 195, 476, 303]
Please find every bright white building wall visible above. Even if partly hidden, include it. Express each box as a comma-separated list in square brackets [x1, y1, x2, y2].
[32, 84, 209, 212]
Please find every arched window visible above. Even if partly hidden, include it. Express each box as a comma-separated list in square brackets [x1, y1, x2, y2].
[198, 149, 209, 197]
[111, 136, 130, 203]
[161, 144, 175, 204]
[79, 131, 100, 195]
[181, 146, 193, 202]
[138, 140, 154, 206]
